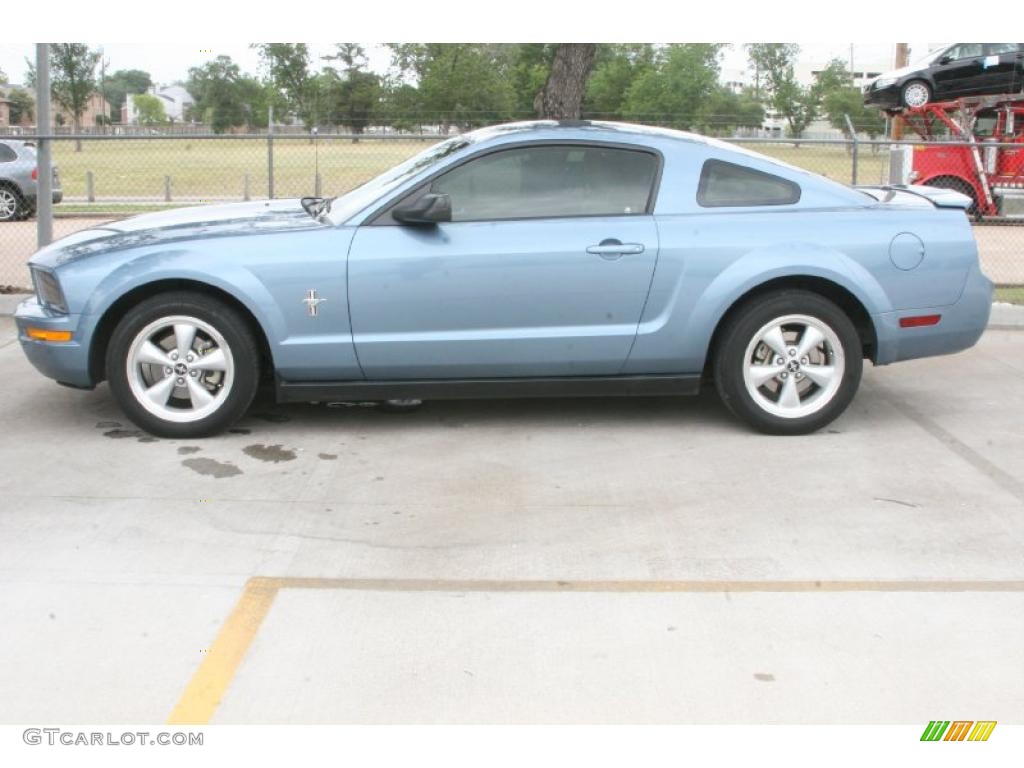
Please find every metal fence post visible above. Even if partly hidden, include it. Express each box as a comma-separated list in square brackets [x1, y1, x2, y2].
[844, 114, 858, 186]
[34, 44, 53, 248]
[243, 173, 250, 202]
[267, 105, 275, 199]
[86, 171, 95, 203]
[164, 175, 172, 202]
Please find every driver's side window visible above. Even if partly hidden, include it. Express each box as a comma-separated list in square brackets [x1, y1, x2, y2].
[948, 43, 983, 60]
[427, 144, 658, 223]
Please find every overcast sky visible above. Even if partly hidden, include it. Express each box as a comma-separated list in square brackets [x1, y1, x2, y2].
[0, 42, 933, 88]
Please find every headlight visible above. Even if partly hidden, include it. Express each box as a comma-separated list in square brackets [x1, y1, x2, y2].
[31, 267, 68, 314]
[874, 77, 898, 89]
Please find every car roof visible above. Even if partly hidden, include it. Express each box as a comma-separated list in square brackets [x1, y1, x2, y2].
[465, 119, 722, 148]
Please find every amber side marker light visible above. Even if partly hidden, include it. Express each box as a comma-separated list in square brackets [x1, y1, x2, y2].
[26, 328, 73, 342]
[899, 314, 942, 328]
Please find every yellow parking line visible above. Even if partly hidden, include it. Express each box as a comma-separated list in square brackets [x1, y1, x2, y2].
[167, 580, 279, 725]
[168, 576, 1024, 724]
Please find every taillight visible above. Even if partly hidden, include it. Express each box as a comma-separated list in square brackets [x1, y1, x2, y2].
[31, 167, 38, 180]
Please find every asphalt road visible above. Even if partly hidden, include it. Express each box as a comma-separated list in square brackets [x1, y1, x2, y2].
[0, 318, 1021, 723]
[1, 217, 1023, 288]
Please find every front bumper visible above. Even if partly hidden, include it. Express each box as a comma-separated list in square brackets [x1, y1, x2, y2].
[873, 264, 993, 365]
[14, 296, 95, 388]
[863, 83, 902, 108]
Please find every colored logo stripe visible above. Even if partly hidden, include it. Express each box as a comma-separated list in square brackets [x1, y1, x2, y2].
[921, 720, 996, 741]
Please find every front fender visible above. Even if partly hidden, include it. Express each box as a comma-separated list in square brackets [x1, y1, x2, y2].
[81, 248, 287, 350]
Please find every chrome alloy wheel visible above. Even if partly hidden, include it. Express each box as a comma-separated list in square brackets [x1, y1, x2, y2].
[742, 314, 845, 420]
[0, 188, 18, 220]
[902, 82, 930, 108]
[125, 315, 235, 423]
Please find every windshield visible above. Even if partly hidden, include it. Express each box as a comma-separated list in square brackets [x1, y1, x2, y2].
[908, 45, 949, 70]
[325, 135, 474, 224]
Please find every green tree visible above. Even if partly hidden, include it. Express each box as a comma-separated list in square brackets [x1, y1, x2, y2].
[378, 77, 423, 131]
[584, 44, 655, 119]
[27, 44, 101, 149]
[102, 69, 152, 120]
[132, 92, 166, 125]
[0, 67, 7, 84]
[816, 58, 886, 141]
[623, 44, 725, 129]
[254, 43, 317, 129]
[387, 44, 516, 130]
[697, 86, 765, 135]
[320, 44, 382, 138]
[187, 56, 269, 133]
[6, 87, 35, 125]
[746, 44, 818, 138]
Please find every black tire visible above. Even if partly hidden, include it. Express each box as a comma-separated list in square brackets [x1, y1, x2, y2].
[900, 79, 932, 109]
[0, 184, 26, 222]
[713, 290, 863, 435]
[105, 291, 261, 438]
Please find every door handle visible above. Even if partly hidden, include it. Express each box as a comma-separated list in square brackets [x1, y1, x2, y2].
[587, 239, 645, 257]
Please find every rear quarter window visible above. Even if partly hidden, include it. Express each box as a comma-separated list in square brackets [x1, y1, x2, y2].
[697, 159, 801, 207]
[0, 144, 18, 163]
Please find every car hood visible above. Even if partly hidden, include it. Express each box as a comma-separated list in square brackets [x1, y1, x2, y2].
[31, 199, 328, 270]
[872, 64, 921, 84]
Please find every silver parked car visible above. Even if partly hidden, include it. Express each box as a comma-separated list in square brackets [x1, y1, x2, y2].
[0, 139, 62, 222]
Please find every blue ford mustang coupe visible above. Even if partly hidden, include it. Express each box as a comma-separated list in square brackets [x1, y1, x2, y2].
[15, 121, 992, 437]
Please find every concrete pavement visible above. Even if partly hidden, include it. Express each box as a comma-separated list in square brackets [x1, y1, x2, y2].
[0, 318, 1021, 723]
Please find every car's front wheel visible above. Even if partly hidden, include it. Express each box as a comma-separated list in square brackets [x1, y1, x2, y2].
[713, 290, 863, 435]
[900, 79, 932, 109]
[105, 292, 260, 438]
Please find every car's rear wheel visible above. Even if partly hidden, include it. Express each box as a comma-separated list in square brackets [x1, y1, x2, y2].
[713, 290, 863, 435]
[900, 80, 932, 109]
[0, 185, 24, 222]
[105, 292, 260, 438]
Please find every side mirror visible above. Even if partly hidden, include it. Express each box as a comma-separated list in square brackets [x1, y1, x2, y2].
[939, 56, 952, 65]
[392, 192, 452, 225]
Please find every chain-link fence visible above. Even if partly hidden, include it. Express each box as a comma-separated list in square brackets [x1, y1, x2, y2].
[2, 132, 1021, 298]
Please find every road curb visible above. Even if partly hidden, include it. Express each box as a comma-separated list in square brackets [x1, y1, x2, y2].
[3, 291, 1023, 329]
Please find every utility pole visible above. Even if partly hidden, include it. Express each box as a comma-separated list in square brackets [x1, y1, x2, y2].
[891, 43, 910, 140]
[35, 44, 53, 248]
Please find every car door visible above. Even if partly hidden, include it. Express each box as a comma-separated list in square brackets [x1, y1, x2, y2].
[346, 142, 661, 379]
[978, 44, 1024, 94]
[931, 43, 985, 98]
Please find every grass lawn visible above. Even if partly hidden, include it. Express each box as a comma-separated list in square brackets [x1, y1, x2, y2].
[51, 137, 435, 201]
[49, 136, 885, 203]
[994, 286, 1024, 304]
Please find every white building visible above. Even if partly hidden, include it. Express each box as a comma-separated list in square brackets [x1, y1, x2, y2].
[123, 84, 194, 124]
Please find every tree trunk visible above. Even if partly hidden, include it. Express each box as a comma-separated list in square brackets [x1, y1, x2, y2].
[534, 44, 597, 120]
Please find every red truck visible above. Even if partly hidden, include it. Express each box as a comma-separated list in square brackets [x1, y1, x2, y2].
[900, 95, 1024, 218]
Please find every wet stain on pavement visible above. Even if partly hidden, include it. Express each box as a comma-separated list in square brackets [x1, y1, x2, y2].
[181, 457, 243, 478]
[754, 673, 776, 682]
[318, 453, 338, 460]
[96, 421, 122, 429]
[103, 428, 140, 439]
[177, 446, 201, 455]
[243, 443, 297, 463]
